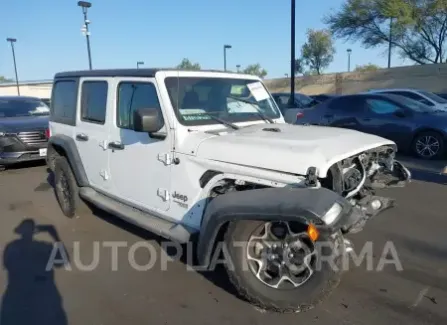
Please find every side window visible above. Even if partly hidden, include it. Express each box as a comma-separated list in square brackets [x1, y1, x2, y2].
[117, 82, 162, 129]
[81, 81, 108, 124]
[51, 80, 77, 124]
[366, 99, 399, 114]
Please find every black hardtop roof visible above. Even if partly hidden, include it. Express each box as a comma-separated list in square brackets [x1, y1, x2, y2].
[54, 68, 240, 79]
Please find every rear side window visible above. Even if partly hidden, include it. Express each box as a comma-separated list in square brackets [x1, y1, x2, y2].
[81, 81, 108, 124]
[51, 80, 78, 125]
[117, 82, 162, 129]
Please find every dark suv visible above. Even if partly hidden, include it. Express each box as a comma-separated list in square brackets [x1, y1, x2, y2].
[0, 96, 50, 168]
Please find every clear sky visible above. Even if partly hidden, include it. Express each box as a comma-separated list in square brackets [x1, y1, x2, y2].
[1, 0, 409, 81]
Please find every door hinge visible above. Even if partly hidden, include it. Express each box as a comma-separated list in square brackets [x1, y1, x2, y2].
[100, 170, 109, 180]
[99, 140, 108, 150]
[157, 188, 170, 201]
[158, 153, 173, 165]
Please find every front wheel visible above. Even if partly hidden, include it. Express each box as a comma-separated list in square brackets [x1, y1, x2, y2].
[412, 131, 444, 160]
[223, 220, 344, 313]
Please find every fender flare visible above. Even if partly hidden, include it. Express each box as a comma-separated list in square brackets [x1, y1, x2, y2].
[196, 186, 352, 267]
[47, 135, 89, 187]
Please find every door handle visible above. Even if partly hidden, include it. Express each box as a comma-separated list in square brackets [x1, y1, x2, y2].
[108, 141, 125, 150]
[323, 114, 334, 118]
[76, 133, 89, 141]
[363, 118, 372, 121]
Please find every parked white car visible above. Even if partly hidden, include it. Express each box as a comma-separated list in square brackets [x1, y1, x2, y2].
[368, 88, 447, 111]
[271, 92, 319, 123]
[47, 68, 410, 313]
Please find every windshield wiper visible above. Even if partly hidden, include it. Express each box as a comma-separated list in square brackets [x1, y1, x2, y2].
[227, 95, 275, 124]
[202, 113, 239, 130]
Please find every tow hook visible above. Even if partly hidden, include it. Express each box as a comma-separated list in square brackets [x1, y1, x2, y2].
[305, 167, 318, 187]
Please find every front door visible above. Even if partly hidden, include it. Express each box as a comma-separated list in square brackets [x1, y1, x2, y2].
[75, 78, 111, 193]
[107, 78, 172, 212]
[361, 97, 412, 146]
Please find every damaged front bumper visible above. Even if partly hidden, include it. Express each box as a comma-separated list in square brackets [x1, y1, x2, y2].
[332, 160, 411, 235]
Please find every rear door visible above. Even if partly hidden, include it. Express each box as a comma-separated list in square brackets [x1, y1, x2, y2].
[322, 96, 367, 131]
[74, 78, 111, 193]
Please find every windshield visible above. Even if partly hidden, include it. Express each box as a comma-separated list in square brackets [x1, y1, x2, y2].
[387, 94, 438, 113]
[0, 98, 50, 117]
[164, 77, 281, 126]
[418, 90, 447, 104]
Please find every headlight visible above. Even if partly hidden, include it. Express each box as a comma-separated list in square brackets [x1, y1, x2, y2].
[321, 202, 343, 225]
[0, 132, 5, 137]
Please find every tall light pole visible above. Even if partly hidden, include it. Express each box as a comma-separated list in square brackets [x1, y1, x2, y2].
[347, 48, 352, 72]
[78, 1, 93, 70]
[290, 0, 296, 105]
[223, 44, 232, 71]
[388, 17, 393, 68]
[6, 38, 20, 95]
[137, 61, 144, 69]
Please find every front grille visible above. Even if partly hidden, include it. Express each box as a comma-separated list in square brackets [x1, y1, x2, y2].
[17, 130, 47, 146]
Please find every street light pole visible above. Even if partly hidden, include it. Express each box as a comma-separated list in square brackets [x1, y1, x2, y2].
[6, 38, 20, 96]
[236, 64, 241, 73]
[223, 44, 232, 71]
[78, 1, 93, 70]
[137, 61, 144, 69]
[388, 17, 393, 68]
[347, 49, 352, 72]
[290, 0, 296, 104]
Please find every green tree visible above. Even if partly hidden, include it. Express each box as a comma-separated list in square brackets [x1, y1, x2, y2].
[241, 64, 268, 78]
[0, 76, 13, 83]
[354, 63, 381, 72]
[294, 58, 305, 75]
[300, 29, 336, 75]
[325, 0, 447, 64]
[176, 58, 201, 70]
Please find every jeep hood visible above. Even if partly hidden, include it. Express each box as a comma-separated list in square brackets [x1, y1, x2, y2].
[180, 123, 396, 178]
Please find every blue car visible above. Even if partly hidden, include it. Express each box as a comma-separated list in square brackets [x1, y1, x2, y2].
[295, 92, 447, 159]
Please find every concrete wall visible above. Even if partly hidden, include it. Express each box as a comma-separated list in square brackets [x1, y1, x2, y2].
[3, 62, 447, 99]
[264, 62, 447, 95]
[0, 82, 52, 98]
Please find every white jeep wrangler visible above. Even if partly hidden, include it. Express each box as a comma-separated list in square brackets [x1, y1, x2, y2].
[47, 68, 410, 313]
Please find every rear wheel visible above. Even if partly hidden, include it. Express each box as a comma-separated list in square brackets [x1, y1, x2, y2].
[223, 220, 344, 313]
[54, 156, 88, 218]
[412, 131, 444, 159]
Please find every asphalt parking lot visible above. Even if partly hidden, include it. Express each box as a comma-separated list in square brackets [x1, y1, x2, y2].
[0, 161, 446, 325]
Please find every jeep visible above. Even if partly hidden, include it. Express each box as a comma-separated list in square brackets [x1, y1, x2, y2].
[46, 68, 410, 312]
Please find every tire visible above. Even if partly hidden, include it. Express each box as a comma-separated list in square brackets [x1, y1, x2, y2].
[223, 220, 344, 313]
[412, 131, 444, 160]
[54, 156, 88, 218]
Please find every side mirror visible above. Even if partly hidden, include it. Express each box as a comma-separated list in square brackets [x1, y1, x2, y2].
[133, 108, 164, 134]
